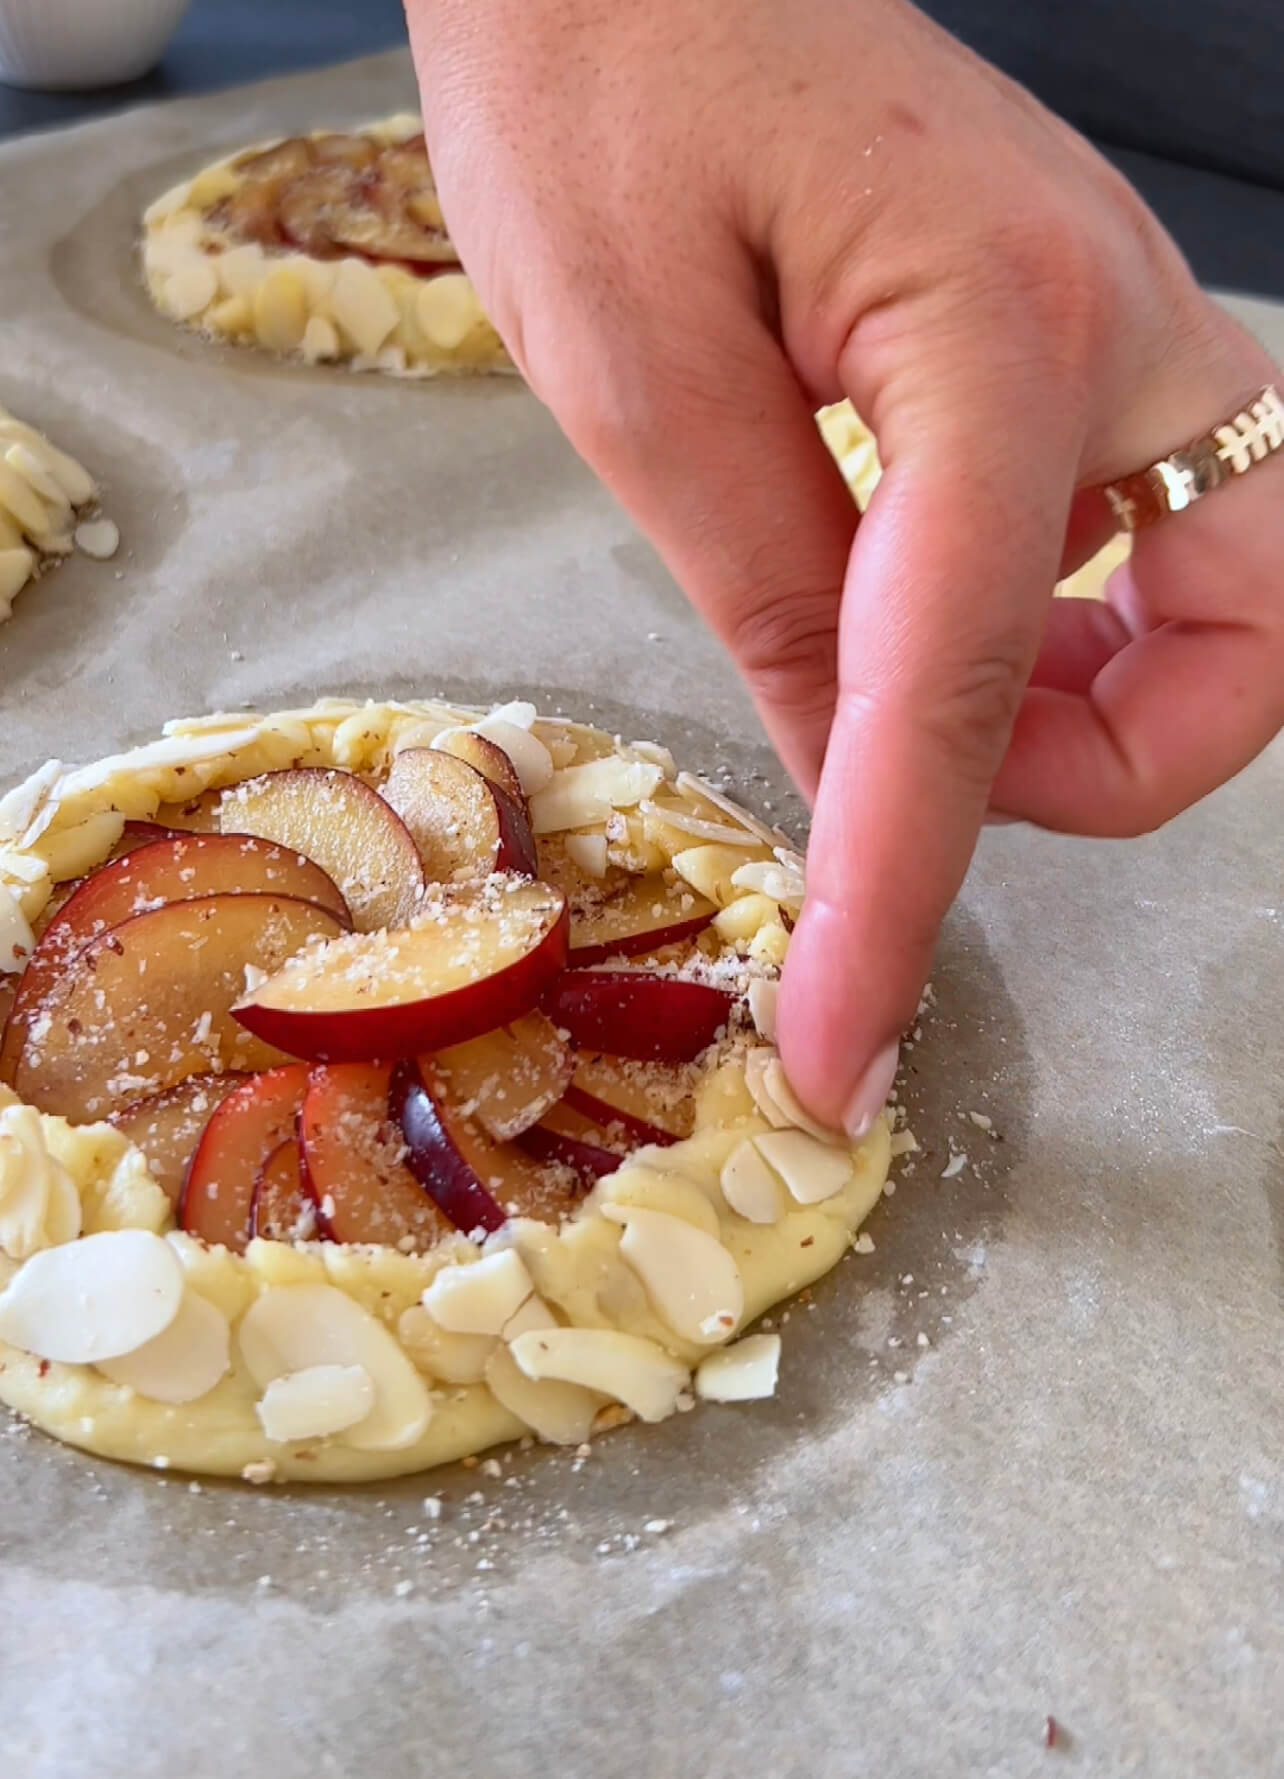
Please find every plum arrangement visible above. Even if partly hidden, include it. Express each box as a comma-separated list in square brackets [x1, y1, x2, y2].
[0, 740, 741, 1262]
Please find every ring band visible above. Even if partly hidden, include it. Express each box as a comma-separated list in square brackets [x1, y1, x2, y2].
[1102, 383, 1283, 531]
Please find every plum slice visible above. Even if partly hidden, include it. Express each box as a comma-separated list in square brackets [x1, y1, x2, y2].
[569, 873, 716, 965]
[381, 748, 536, 883]
[219, 768, 425, 932]
[567, 1052, 694, 1142]
[110, 1072, 250, 1203]
[431, 730, 525, 806]
[0, 832, 349, 1087]
[432, 1010, 574, 1142]
[234, 881, 568, 1063]
[517, 1120, 621, 1185]
[543, 970, 735, 1063]
[12, 892, 344, 1122]
[298, 1062, 451, 1251]
[392, 1059, 579, 1235]
[179, 1064, 310, 1253]
[249, 1138, 320, 1243]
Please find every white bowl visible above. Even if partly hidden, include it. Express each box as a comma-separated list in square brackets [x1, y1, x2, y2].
[0, 0, 191, 91]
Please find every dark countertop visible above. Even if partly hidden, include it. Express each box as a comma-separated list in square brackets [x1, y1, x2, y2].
[2, 0, 1282, 301]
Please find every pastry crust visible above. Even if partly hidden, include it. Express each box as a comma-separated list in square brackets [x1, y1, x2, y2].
[141, 116, 510, 377]
[0, 697, 890, 1483]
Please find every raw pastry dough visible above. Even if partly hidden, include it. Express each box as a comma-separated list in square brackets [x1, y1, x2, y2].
[0, 697, 891, 1483]
[141, 116, 510, 378]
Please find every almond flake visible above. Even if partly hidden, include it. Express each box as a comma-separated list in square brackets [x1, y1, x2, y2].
[746, 978, 778, 1043]
[694, 1332, 781, 1402]
[484, 1341, 602, 1445]
[600, 1203, 743, 1345]
[753, 1129, 854, 1205]
[238, 1283, 431, 1451]
[0, 1104, 80, 1258]
[256, 1362, 375, 1443]
[729, 858, 805, 908]
[563, 832, 608, 878]
[719, 1139, 787, 1225]
[509, 1327, 690, 1423]
[0, 1229, 183, 1364]
[421, 1249, 535, 1336]
[529, 758, 664, 834]
[98, 1289, 231, 1404]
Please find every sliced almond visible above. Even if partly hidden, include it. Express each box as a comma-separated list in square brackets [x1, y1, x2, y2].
[729, 857, 806, 908]
[747, 978, 778, 1043]
[0, 1229, 183, 1364]
[397, 1304, 496, 1384]
[673, 773, 788, 848]
[529, 758, 664, 835]
[484, 1341, 603, 1445]
[420, 1248, 535, 1336]
[753, 1129, 854, 1205]
[600, 1203, 743, 1345]
[0, 1104, 81, 1260]
[330, 259, 398, 357]
[238, 1283, 431, 1451]
[97, 1289, 231, 1404]
[637, 799, 761, 848]
[694, 1332, 781, 1402]
[256, 1362, 375, 1443]
[499, 1293, 559, 1339]
[719, 1139, 787, 1225]
[73, 518, 120, 561]
[743, 1048, 843, 1147]
[563, 832, 608, 878]
[415, 273, 485, 351]
[760, 1057, 844, 1146]
[509, 1326, 689, 1423]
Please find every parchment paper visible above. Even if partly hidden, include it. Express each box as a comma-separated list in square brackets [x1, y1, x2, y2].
[1, 52, 1281, 1779]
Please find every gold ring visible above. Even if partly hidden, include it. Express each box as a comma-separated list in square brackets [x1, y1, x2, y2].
[1102, 383, 1283, 532]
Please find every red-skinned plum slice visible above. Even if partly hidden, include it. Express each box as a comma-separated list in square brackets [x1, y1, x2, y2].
[11, 893, 344, 1121]
[392, 1059, 578, 1235]
[298, 1062, 451, 1250]
[543, 969, 734, 1062]
[381, 748, 536, 882]
[234, 881, 568, 1063]
[219, 767, 425, 931]
[431, 1010, 574, 1142]
[249, 1137, 321, 1243]
[110, 1072, 251, 1203]
[569, 873, 715, 964]
[179, 1064, 310, 1253]
[2, 834, 347, 1086]
[430, 731, 525, 806]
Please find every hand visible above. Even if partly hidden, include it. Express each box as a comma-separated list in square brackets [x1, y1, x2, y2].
[406, 0, 1284, 1133]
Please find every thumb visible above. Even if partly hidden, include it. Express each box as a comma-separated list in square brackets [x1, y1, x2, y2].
[779, 372, 1079, 1133]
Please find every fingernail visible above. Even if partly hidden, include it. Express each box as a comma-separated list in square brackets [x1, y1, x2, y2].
[842, 1040, 900, 1141]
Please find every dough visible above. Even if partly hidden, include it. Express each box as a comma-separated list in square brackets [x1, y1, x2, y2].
[816, 399, 1130, 599]
[0, 697, 891, 1483]
[141, 116, 510, 377]
[0, 404, 111, 623]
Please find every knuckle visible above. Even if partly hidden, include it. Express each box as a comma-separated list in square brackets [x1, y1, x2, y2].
[893, 645, 1030, 785]
[724, 583, 839, 718]
[981, 210, 1115, 375]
